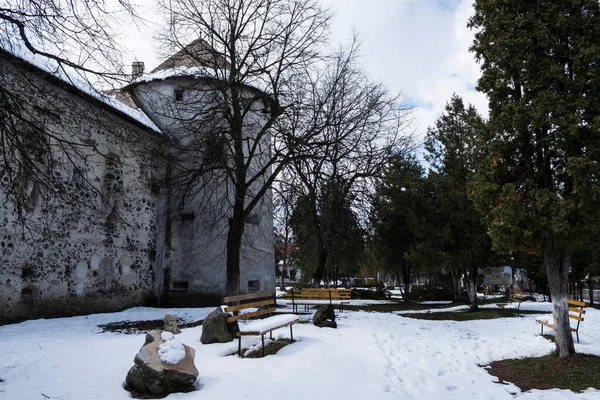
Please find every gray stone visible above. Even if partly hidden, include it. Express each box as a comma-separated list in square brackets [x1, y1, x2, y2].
[313, 305, 337, 328]
[200, 307, 239, 344]
[164, 314, 181, 334]
[126, 330, 198, 397]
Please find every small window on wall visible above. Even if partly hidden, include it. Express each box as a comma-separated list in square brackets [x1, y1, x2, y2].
[246, 213, 260, 225]
[174, 89, 184, 102]
[171, 280, 189, 292]
[248, 280, 260, 292]
[181, 212, 195, 222]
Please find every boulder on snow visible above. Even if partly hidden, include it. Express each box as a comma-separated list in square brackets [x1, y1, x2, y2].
[163, 314, 181, 334]
[313, 305, 337, 328]
[200, 307, 239, 344]
[125, 330, 198, 397]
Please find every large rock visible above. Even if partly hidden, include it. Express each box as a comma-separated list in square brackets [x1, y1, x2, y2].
[200, 307, 239, 344]
[125, 330, 198, 397]
[313, 305, 337, 328]
[163, 314, 181, 334]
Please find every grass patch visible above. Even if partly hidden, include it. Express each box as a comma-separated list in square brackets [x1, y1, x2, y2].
[99, 319, 203, 334]
[486, 353, 600, 392]
[237, 339, 295, 358]
[542, 334, 556, 343]
[403, 308, 548, 321]
[345, 301, 459, 313]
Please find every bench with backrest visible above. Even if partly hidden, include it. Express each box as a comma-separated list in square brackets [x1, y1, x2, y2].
[283, 288, 352, 313]
[536, 299, 587, 343]
[222, 291, 299, 357]
[496, 289, 524, 311]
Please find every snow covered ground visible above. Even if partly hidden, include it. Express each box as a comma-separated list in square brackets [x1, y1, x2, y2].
[1, 302, 600, 399]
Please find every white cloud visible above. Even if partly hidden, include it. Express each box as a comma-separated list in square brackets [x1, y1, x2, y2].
[118, 0, 489, 143]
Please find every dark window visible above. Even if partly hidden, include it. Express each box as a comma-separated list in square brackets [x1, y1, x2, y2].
[171, 281, 189, 291]
[181, 212, 195, 222]
[174, 89, 184, 102]
[248, 280, 260, 292]
[247, 213, 260, 225]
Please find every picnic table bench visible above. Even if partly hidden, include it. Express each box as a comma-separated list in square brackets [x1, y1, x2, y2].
[536, 299, 587, 343]
[222, 291, 299, 357]
[283, 288, 352, 313]
[497, 289, 524, 311]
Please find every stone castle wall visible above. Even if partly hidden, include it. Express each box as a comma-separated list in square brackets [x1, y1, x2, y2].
[0, 54, 166, 322]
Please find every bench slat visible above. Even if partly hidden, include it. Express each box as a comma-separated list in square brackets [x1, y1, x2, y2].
[570, 314, 584, 322]
[224, 299, 274, 313]
[222, 291, 272, 303]
[236, 319, 299, 336]
[569, 307, 585, 314]
[226, 307, 276, 323]
[568, 299, 587, 307]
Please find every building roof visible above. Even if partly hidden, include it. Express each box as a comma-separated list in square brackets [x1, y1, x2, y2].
[0, 45, 162, 134]
[151, 38, 229, 73]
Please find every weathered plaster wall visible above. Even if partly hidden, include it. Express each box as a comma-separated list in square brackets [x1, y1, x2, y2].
[132, 78, 275, 304]
[0, 54, 165, 322]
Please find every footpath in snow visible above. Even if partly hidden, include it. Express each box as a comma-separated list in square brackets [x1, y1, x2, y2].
[1, 303, 600, 399]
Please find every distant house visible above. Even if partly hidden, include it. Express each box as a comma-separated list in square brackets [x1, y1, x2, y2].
[0, 39, 275, 323]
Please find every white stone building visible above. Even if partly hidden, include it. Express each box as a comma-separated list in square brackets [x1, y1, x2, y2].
[0, 39, 275, 322]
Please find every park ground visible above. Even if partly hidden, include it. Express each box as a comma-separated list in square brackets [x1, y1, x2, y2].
[1, 298, 599, 399]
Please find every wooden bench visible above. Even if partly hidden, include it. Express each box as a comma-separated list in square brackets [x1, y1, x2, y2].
[283, 288, 351, 313]
[222, 291, 299, 357]
[497, 289, 524, 311]
[536, 299, 587, 343]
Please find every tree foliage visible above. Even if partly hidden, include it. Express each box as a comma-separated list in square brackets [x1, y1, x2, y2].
[424, 95, 492, 311]
[468, 0, 600, 357]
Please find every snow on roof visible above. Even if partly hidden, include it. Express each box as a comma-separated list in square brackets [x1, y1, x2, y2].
[131, 65, 272, 96]
[0, 41, 162, 134]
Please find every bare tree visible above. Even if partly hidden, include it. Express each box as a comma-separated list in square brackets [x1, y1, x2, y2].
[0, 0, 140, 221]
[288, 42, 413, 286]
[153, 0, 333, 295]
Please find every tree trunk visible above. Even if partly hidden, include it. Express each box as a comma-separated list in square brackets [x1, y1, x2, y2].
[463, 268, 478, 311]
[226, 209, 245, 296]
[451, 270, 461, 301]
[402, 262, 411, 301]
[587, 279, 594, 305]
[542, 236, 575, 357]
[312, 246, 328, 287]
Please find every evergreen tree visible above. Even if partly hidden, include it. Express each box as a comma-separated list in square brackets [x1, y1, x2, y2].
[425, 95, 493, 311]
[370, 154, 428, 300]
[468, 0, 600, 356]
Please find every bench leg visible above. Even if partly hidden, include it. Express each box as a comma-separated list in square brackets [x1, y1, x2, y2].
[290, 325, 294, 341]
[238, 337, 242, 358]
[270, 331, 273, 340]
[576, 330, 579, 343]
[261, 334, 265, 357]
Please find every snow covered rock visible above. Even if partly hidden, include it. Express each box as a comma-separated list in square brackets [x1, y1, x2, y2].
[125, 330, 198, 397]
[313, 305, 337, 328]
[163, 314, 181, 334]
[200, 307, 239, 344]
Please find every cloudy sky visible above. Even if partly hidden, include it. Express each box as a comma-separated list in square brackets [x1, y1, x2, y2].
[120, 0, 488, 145]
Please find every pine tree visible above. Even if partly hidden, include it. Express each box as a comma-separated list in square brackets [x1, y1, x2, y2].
[425, 95, 492, 311]
[468, 0, 600, 357]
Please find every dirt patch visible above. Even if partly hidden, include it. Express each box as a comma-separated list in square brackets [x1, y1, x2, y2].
[124, 385, 168, 399]
[124, 384, 196, 399]
[237, 339, 295, 358]
[486, 353, 600, 392]
[99, 319, 203, 334]
[403, 308, 547, 321]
